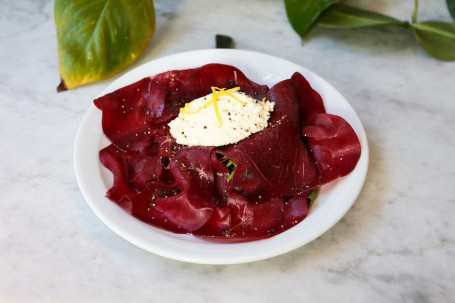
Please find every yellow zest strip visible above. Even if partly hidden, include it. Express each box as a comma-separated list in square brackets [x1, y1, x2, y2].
[227, 92, 246, 106]
[213, 87, 246, 106]
[179, 87, 246, 127]
[180, 100, 211, 114]
[211, 87, 223, 127]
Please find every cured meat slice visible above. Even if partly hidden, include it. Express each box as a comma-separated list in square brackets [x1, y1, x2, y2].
[221, 118, 319, 200]
[193, 207, 231, 236]
[195, 194, 285, 240]
[225, 193, 284, 237]
[178, 63, 261, 99]
[99, 144, 138, 208]
[94, 77, 158, 150]
[303, 113, 361, 183]
[93, 70, 196, 151]
[221, 77, 321, 200]
[265, 74, 325, 129]
[290, 72, 326, 126]
[131, 147, 220, 233]
[128, 141, 163, 191]
[281, 193, 309, 230]
[266, 79, 302, 128]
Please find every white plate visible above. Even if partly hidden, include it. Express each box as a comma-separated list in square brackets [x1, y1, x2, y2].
[74, 49, 369, 264]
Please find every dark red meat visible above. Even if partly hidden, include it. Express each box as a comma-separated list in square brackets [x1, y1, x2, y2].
[221, 118, 319, 201]
[99, 144, 137, 210]
[132, 146, 218, 233]
[303, 113, 361, 184]
[219, 77, 324, 202]
[95, 63, 361, 241]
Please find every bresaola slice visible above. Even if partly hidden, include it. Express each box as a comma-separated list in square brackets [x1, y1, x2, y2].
[95, 63, 361, 241]
[291, 72, 326, 127]
[132, 147, 218, 233]
[221, 118, 319, 201]
[99, 144, 137, 208]
[303, 113, 361, 184]
[218, 76, 326, 202]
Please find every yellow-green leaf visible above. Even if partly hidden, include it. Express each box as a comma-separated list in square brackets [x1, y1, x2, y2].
[55, 0, 155, 91]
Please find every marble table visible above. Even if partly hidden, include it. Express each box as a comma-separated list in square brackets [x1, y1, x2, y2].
[1, 0, 454, 302]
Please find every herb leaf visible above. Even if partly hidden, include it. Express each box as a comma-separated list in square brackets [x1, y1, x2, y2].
[55, 0, 155, 91]
[217, 154, 236, 182]
[317, 4, 406, 28]
[447, 0, 455, 20]
[226, 160, 236, 183]
[411, 21, 455, 61]
[307, 189, 318, 208]
[284, 0, 339, 37]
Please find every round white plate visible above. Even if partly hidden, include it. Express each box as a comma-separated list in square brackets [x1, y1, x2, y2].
[74, 49, 369, 264]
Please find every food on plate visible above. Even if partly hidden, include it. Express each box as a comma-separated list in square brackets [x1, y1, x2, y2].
[168, 87, 275, 146]
[94, 63, 361, 241]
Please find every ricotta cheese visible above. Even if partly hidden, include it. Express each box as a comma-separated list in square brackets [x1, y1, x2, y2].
[168, 87, 274, 146]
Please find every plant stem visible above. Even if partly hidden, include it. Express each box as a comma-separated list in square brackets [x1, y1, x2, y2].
[412, 0, 419, 23]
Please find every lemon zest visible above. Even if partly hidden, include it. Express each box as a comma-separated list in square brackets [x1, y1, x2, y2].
[211, 87, 223, 127]
[179, 87, 246, 127]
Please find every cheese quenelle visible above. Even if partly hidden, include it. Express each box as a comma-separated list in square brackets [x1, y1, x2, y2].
[168, 87, 274, 146]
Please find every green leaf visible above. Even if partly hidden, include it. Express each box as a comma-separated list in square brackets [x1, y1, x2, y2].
[217, 154, 236, 182]
[447, 0, 455, 20]
[55, 0, 155, 91]
[284, 0, 339, 37]
[226, 160, 236, 183]
[411, 21, 455, 61]
[308, 189, 318, 208]
[317, 4, 406, 28]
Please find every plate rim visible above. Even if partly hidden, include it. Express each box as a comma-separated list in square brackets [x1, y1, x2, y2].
[73, 49, 369, 264]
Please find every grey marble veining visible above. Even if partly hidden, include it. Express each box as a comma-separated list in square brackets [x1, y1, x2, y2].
[1, 0, 454, 302]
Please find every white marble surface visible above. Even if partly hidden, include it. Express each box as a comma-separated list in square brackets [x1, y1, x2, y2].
[1, 0, 455, 302]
